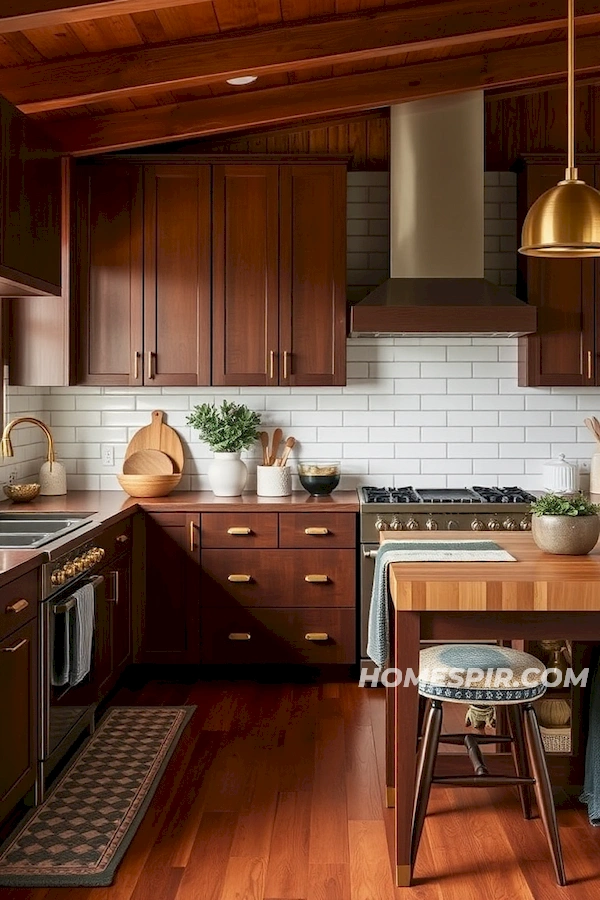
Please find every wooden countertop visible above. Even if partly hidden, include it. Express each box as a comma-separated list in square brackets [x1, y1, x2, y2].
[380, 531, 600, 612]
[137, 489, 359, 512]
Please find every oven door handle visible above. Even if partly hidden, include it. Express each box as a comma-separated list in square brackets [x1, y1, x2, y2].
[51, 574, 104, 614]
[363, 548, 378, 558]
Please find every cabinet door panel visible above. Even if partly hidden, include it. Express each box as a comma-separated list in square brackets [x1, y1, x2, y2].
[76, 164, 143, 385]
[519, 164, 595, 387]
[0, 618, 37, 822]
[1, 97, 61, 295]
[279, 165, 347, 386]
[212, 165, 279, 385]
[142, 513, 200, 664]
[144, 165, 211, 386]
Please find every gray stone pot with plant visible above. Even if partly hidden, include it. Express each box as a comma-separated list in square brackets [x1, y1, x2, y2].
[531, 493, 600, 555]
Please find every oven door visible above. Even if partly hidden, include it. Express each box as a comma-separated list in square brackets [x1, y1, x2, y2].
[40, 574, 104, 764]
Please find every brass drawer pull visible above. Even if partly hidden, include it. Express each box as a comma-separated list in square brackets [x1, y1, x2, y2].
[228, 574, 252, 583]
[5, 598, 28, 614]
[189, 520, 197, 552]
[229, 632, 251, 641]
[304, 574, 329, 583]
[304, 527, 329, 536]
[227, 527, 252, 535]
[116, 534, 129, 544]
[305, 633, 329, 642]
[1, 637, 28, 653]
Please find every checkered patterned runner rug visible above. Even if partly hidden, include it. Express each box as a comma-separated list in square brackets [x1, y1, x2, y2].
[0, 706, 194, 887]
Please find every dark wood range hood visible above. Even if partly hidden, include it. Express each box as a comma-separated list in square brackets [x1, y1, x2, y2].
[350, 278, 537, 337]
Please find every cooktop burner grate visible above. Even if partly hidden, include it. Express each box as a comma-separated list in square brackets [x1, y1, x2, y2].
[361, 485, 537, 504]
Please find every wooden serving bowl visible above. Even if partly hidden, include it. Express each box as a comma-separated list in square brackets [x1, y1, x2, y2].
[117, 473, 181, 498]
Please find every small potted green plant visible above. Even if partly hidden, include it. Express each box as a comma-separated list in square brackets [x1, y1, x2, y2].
[530, 492, 600, 555]
[187, 401, 261, 496]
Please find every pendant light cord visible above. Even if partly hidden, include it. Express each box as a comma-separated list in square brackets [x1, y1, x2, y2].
[566, 0, 577, 180]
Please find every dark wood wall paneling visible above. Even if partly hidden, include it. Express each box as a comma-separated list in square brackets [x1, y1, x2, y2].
[485, 84, 600, 170]
[130, 110, 390, 172]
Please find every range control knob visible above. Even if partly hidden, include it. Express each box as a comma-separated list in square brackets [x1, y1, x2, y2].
[389, 516, 403, 531]
[374, 517, 389, 532]
[406, 517, 420, 530]
[447, 520, 460, 530]
[425, 517, 438, 531]
[519, 517, 532, 531]
[487, 519, 501, 530]
[470, 518, 485, 531]
[503, 518, 517, 531]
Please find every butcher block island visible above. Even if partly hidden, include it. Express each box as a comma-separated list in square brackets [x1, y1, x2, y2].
[380, 530, 600, 887]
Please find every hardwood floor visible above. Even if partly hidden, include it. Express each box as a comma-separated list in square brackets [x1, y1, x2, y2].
[3, 670, 600, 900]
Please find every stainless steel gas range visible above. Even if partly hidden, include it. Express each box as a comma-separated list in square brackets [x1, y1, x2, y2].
[359, 485, 537, 671]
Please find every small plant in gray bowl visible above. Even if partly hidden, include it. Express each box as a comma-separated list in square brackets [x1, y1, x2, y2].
[187, 401, 261, 496]
[530, 493, 600, 555]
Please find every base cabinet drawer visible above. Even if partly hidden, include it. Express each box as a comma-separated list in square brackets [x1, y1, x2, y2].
[201, 512, 278, 548]
[201, 549, 355, 607]
[201, 608, 355, 664]
[279, 512, 356, 548]
[0, 570, 38, 641]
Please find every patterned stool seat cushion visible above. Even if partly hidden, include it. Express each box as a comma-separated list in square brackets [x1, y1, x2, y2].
[419, 643, 547, 704]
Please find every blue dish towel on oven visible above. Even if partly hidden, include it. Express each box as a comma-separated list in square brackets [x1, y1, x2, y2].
[580, 659, 600, 824]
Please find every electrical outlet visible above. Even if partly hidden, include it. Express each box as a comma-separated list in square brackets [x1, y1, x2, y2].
[8, 469, 17, 485]
[102, 445, 115, 467]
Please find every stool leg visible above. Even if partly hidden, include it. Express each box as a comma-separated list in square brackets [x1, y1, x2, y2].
[522, 704, 567, 887]
[411, 699, 443, 867]
[507, 704, 533, 820]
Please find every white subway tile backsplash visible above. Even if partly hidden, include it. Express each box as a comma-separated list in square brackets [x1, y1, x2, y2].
[370, 427, 419, 442]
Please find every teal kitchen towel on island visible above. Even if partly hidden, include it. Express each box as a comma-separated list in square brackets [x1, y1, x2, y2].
[580, 657, 600, 824]
[366, 541, 516, 668]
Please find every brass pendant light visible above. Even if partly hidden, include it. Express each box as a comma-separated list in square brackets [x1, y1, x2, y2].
[519, 0, 600, 257]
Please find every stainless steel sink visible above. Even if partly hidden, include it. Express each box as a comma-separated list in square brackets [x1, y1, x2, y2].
[0, 513, 94, 548]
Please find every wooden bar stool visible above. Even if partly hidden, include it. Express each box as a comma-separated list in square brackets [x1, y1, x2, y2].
[412, 643, 566, 886]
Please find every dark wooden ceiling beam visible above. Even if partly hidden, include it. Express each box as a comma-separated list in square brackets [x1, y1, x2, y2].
[0, 0, 211, 34]
[44, 34, 600, 155]
[6, 0, 600, 114]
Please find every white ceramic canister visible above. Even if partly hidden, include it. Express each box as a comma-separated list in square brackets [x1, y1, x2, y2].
[256, 465, 292, 497]
[541, 454, 578, 494]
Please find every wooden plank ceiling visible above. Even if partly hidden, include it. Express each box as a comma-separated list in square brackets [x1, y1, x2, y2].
[0, 0, 600, 155]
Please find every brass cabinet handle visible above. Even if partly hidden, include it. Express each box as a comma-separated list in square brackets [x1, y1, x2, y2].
[227, 527, 252, 535]
[134, 351, 140, 380]
[304, 574, 329, 583]
[116, 534, 129, 544]
[189, 520, 197, 552]
[588, 350, 593, 379]
[1, 637, 28, 653]
[269, 350, 275, 380]
[148, 350, 156, 379]
[228, 632, 251, 641]
[283, 350, 290, 379]
[5, 598, 28, 614]
[304, 527, 329, 536]
[228, 574, 252, 583]
[305, 633, 329, 642]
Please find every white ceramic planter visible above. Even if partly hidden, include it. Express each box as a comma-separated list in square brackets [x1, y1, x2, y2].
[207, 451, 248, 497]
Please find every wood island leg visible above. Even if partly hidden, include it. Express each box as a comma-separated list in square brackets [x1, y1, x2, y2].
[394, 611, 421, 887]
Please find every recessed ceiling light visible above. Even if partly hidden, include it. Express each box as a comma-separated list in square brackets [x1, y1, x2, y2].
[226, 76, 258, 86]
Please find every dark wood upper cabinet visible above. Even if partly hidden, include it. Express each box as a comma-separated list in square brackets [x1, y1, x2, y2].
[75, 162, 144, 386]
[518, 160, 597, 387]
[280, 165, 346, 386]
[144, 165, 211, 386]
[212, 164, 279, 386]
[0, 96, 61, 298]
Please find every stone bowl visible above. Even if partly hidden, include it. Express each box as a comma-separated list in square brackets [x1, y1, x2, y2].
[532, 514, 600, 555]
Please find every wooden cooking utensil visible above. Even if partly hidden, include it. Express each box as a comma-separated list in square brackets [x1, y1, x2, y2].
[585, 417, 600, 445]
[123, 449, 174, 475]
[124, 410, 185, 473]
[259, 432, 270, 466]
[269, 428, 283, 466]
[277, 436, 296, 467]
